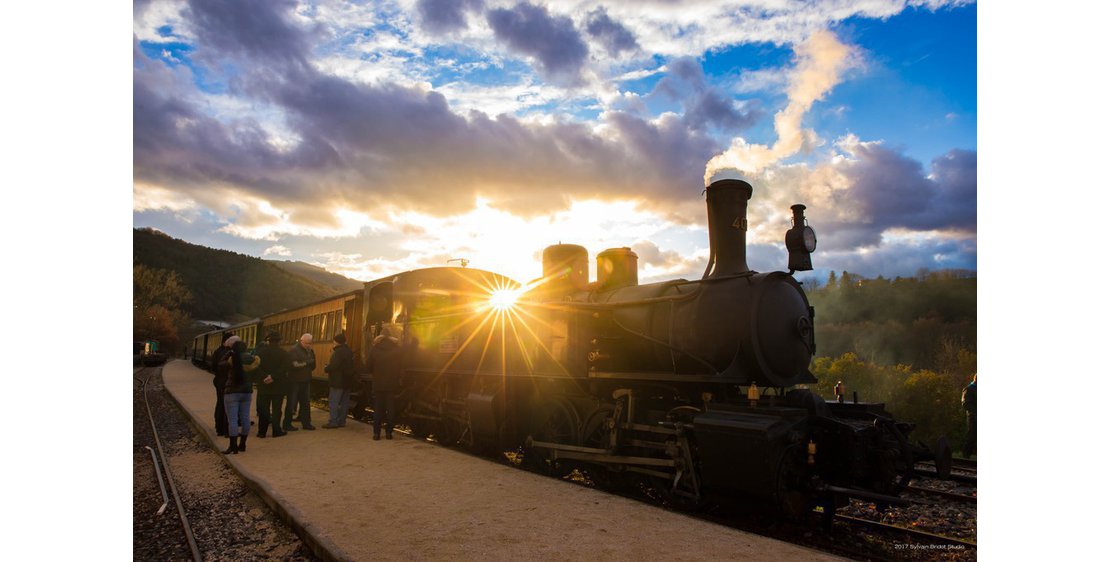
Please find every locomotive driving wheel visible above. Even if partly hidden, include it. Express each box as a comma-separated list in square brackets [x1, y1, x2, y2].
[524, 398, 580, 477]
[580, 404, 624, 490]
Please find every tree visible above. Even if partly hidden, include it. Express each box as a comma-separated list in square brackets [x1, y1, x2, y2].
[133, 265, 194, 354]
[134, 264, 193, 311]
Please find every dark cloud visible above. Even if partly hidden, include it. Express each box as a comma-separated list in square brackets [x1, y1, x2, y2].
[186, 0, 311, 69]
[813, 144, 977, 251]
[486, 2, 589, 85]
[585, 7, 639, 57]
[846, 144, 976, 232]
[651, 57, 762, 132]
[417, 0, 484, 34]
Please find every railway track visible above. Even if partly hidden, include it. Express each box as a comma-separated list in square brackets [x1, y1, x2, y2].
[835, 514, 977, 550]
[905, 484, 976, 504]
[134, 366, 202, 562]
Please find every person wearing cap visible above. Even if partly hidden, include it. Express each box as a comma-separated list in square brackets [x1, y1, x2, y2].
[210, 331, 233, 437]
[368, 323, 406, 440]
[254, 331, 292, 438]
[222, 336, 259, 454]
[284, 333, 317, 431]
[323, 332, 356, 428]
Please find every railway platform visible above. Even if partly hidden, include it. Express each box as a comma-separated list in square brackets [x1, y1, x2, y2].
[161, 359, 843, 561]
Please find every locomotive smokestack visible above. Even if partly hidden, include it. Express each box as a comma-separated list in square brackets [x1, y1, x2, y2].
[703, 178, 753, 278]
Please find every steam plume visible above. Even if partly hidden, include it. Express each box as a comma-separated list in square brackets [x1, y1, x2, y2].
[704, 30, 854, 183]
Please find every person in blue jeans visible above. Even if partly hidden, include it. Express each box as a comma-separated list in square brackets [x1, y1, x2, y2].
[323, 332, 355, 428]
[222, 336, 260, 453]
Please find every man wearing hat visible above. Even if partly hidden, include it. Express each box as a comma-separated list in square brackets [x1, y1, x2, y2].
[323, 332, 356, 428]
[254, 331, 292, 438]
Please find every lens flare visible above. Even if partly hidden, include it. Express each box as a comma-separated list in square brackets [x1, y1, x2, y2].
[489, 289, 519, 312]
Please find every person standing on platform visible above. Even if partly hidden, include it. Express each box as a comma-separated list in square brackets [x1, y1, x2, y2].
[211, 332, 233, 437]
[223, 336, 259, 454]
[254, 331, 292, 438]
[323, 332, 355, 429]
[285, 333, 317, 431]
[961, 373, 977, 458]
[368, 324, 405, 440]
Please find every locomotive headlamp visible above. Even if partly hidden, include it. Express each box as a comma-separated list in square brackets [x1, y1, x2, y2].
[785, 204, 816, 272]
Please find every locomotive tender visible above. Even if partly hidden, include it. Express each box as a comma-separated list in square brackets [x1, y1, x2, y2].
[192, 178, 940, 517]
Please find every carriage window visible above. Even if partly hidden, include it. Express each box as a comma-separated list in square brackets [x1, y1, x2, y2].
[367, 283, 394, 323]
[313, 315, 322, 340]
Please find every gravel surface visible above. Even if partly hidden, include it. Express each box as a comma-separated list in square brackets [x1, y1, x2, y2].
[133, 366, 321, 562]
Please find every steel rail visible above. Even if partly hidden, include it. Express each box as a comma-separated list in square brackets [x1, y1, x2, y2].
[835, 514, 977, 549]
[144, 445, 170, 516]
[904, 485, 976, 504]
[138, 365, 203, 562]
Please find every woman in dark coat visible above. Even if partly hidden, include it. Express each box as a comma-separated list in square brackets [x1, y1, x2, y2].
[222, 337, 259, 454]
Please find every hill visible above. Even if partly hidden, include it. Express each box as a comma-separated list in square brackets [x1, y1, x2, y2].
[808, 270, 976, 371]
[133, 228, 360, 322]
[270, 260, 364, 292]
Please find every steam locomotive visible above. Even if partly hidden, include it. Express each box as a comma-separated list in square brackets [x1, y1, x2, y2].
[192, 178, 944, 518]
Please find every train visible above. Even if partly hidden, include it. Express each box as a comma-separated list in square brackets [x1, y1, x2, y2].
[190, 178, 947, 519]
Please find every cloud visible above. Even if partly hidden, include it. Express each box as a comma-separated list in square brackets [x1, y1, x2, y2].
[416, 0, 484, 34]
[733, 137, 976, 257]
[133, 0, 974, 283]
[184, 0, 312, 69]
[133, 1, 729, 223]
[705, 29, 857, 180]
[585, 7, 640, 57]
[486, 2, 589, 86]
[263, 245, 292, 257]
[651, 57, 763, 132]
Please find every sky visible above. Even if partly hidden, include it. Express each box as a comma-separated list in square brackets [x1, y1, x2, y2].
[132, 0, 977, 285]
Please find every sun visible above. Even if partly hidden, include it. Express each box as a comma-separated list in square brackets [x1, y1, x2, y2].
[488, 288, 520, 312]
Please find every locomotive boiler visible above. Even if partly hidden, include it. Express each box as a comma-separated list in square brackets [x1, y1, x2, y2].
[355, 178, 939, 518]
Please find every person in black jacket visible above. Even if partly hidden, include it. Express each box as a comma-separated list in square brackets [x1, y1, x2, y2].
[323, 332, 355, 428]
[368, 324, 406, 440]
[211, 332, 233, 437]
[254, 332, 292, 438]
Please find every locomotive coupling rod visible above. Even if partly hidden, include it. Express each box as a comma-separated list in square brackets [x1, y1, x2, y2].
[820, 484, 913, 506]
[527, 438, 676, 468]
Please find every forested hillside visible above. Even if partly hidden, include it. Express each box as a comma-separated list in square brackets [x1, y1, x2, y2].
[269, 260, 364, 293]
[133, 228, 352, 322]
[806, 270, 977, 452]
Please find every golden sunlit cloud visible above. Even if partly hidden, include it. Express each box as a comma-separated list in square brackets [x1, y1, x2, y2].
[704, 29, 856, 181]
[219, 202, 386, 241]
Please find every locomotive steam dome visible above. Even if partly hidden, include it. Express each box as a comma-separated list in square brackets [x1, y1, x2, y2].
[596, 247, 638, 292]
